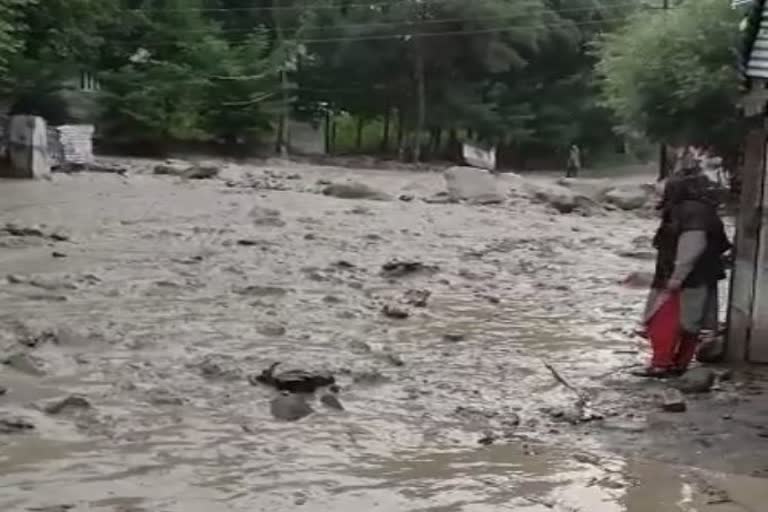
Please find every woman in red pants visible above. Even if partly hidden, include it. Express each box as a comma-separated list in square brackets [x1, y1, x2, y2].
[634, 170, 731, 378]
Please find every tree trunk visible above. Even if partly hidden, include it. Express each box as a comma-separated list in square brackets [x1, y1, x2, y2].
[434, 128, 442, 156]
[355, 118, 364, 151]
[381, 104, 391, 153]
[324, 110, 331, 155]
[331, 119, 337, 154]
[274, 0, 289, 157]
[413, 38, 426, 163]
[397, 108, 406, 161]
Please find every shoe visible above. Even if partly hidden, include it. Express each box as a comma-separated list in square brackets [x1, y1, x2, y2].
[630, 366, 676, 379]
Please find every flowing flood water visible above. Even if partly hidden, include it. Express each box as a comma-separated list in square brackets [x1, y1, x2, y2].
[1, 162, 767, 511]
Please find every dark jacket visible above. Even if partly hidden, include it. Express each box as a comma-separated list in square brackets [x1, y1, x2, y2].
[652, 182, 731, 289]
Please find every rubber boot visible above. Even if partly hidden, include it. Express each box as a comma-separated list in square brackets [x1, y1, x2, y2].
[674, 332, 699, 374]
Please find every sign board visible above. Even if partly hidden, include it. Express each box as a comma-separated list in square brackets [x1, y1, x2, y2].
[462, 142, 496, 171]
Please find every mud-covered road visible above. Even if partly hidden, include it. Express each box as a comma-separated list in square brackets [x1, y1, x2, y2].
[1, 160, 768, 512]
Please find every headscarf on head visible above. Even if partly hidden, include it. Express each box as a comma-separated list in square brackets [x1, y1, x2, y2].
[657, 167, 717, 212]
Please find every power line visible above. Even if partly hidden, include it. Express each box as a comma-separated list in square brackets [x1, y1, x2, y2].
[79, 15, 638, 50]
[57, 1, 653, 38]
[121, 0, 641, 14]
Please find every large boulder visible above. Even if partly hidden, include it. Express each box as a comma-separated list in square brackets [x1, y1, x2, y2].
[602, 185, 653, 211]
[527, 182, 595, 214]
[443, 166, 505, 204]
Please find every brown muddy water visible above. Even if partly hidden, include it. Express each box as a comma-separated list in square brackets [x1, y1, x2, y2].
[0, 161, 767, 512]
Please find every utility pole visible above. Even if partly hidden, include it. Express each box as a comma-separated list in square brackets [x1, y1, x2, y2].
[274, 0, 289, 158]
[412, 0, 427, 163]
[658, 0, 670, 181]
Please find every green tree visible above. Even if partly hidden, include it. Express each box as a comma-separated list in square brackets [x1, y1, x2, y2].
[0, 0, 34, 80]
[595, 0, 742, 166]
[98, 0, 280, 147]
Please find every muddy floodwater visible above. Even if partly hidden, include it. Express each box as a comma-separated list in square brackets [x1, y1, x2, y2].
[1, 161, 768, 511]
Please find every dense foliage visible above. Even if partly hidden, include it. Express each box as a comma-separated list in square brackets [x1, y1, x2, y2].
[0, 0, 746, 165]
[595, 0, 743, 167]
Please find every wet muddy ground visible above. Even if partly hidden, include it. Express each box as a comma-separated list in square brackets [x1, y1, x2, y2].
[1, 160, 768, 511]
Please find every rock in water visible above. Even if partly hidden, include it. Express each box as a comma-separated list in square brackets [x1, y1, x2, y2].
[153, 161, 189, 176]
[250, 362, 335, 393]
[320, 393, 344, 411]
[382, 304, 410, 319]
[661, 389, 687, 413]
[0, 416, 35, 434]
[443, 166, 504, 204]
[44, 395, 92, 415]
[404, 289, 431, 307]
[677, 367, 716, 394]
[322, 182, 391, 201]
[380, 260, 438, 279]
[3, 353, 45, 376]
[603, 185, 651, 211]
[270, 392, 313, 421]
[182, 164, 219, 180]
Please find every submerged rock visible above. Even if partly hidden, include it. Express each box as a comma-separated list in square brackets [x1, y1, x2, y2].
[322, 182, 391, 201]
[44, 395, 92, 415]
[403, 289, 431, 307]
[0, 416, 35, 434]
[320, 393, 344, 411]
[258, 323, 287, 337]
[380, 260, 439, 279]
[250, 363, 335, 394]
[270, 392, 313, 421]
[477, 431, 498, 446]
[382, 304, 410, 320]
[677, 367, 716, 394]
[249, 206, 285, 227]
[3, 353, 45, 376]
[183, 164, 220, 180]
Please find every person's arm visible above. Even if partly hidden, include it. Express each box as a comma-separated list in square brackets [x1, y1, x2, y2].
[668, 230, 707, 287]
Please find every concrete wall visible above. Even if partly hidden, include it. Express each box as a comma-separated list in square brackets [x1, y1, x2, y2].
[287, 120, 325, 156]
[1, 115, 50, 179]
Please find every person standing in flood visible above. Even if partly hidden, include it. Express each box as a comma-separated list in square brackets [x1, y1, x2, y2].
[566, 144, 581, 178]
[634, 169, 731, 378]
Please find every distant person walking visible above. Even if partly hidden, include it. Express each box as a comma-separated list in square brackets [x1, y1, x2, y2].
[566, 144, 581, 178]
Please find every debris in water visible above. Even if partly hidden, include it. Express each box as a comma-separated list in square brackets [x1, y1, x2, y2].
[382, 304, 410, 319]
[250, 363, 335, 394]
[443, 333, 466, 343]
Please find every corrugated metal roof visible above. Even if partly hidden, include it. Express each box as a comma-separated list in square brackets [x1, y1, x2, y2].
[745, 0, 768, 79]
